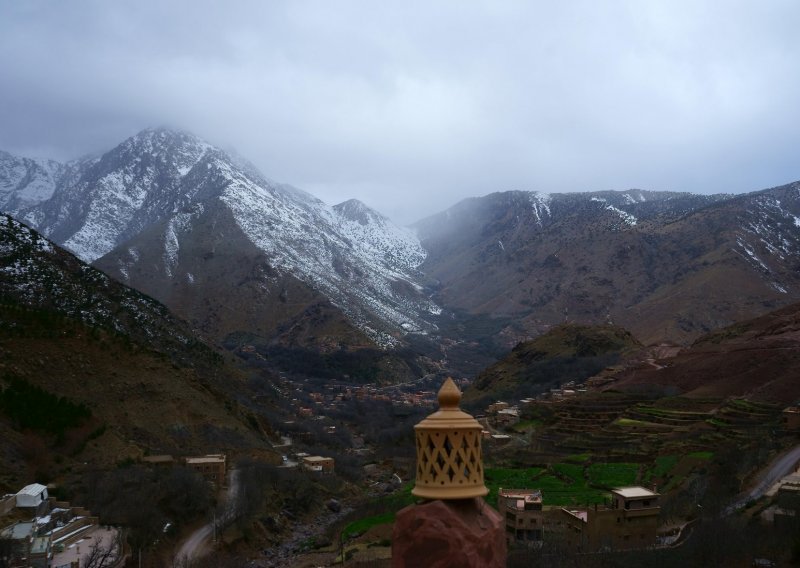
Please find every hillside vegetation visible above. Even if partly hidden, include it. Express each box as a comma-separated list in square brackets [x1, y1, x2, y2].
[465, 323, 641, 405]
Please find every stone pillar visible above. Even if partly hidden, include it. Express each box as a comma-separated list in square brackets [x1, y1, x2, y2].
[392, 378, 506, 568]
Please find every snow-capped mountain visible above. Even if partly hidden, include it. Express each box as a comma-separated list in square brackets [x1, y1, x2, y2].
[0, 213, 201, 359]
[414, 184, 800, 345]
[0, 150, 66, 212]
[5, 127, 800, 357]
[2, 128, 439, 346]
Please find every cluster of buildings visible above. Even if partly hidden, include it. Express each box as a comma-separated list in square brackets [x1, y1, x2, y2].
[141, 453, 227, 487]
[483, 380, 589, 429]
[293, 382, 440, 418]
[497, 485, 661, 551]
[1, 484, 120, 568]
[485, 401, 521, 429]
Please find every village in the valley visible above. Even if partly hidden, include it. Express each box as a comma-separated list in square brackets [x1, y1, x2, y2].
[3, 365, 800, 567]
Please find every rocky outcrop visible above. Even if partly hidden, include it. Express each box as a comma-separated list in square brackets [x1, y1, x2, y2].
[391, 498, 506, 568]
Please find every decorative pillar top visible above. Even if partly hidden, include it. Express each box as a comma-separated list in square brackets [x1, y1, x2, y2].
[412, 378, 488, 500]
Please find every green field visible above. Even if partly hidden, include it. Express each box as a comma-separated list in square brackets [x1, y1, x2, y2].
[342, 512, 396, 539]
[486, 464, 611, 506]
[644, 455, 678, 482]
[587, 462, 639, 487]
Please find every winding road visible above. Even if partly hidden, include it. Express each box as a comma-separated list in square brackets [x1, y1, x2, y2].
[176, 468, 241, 563]
[725, 443, 800, 515]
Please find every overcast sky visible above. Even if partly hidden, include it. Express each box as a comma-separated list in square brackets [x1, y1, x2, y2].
[1, 1, 799, 224]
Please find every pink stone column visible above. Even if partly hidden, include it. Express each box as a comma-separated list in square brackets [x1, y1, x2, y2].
[391, 498, 506, 568]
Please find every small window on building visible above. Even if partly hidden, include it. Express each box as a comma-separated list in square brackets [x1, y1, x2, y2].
[643, 500, 650, 507]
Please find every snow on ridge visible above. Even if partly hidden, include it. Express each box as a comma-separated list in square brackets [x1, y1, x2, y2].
[527, 192, 551, 224]
[5, 128, 440, 344]
[217, 165, 439, 343]
[0, 152, 63, 211]
[43, 131, 219, 263]
[333, 200, 427, 272]
[591, 197, 637, 226]
[606, 204, 637, 226]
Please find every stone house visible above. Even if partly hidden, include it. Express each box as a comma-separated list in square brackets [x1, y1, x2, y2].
[302, 455, 335, 473]
[497, 488, 544, 546]
[554, 486, 660, 551]
[185, 454, 227, 486]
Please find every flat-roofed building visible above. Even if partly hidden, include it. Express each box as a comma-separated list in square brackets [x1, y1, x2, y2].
[599, 486, 660, 549]
[302, 455, 335, 473]
[552, 486, 660, 551]
[487, 401, 510, 414]
[498, 489, 544, 546]
[185, 454, 226, 486]
[29, 535, 51, 568]
[783, 406, 800, 431]
[15, 483, 48, 508]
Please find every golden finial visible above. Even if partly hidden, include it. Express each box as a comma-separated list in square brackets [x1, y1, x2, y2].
[438, 377, 461, 409]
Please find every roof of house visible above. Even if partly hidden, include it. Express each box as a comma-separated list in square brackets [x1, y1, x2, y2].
[303, 456, 333, 463]
[185, 455, 226, 464]
[1, 521, 35, 540]
[562, 509, 588, 522]
[17, 483, 47, 496]
[30, 536, 50, 554]
[500, 488, 542, 508]
[613, 486, 659, 499]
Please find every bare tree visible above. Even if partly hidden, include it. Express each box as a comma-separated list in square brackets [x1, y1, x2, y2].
[0, 537, 18, 568]
[82, 530, 122, 568]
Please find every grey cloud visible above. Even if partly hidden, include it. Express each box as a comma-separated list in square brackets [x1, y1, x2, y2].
[1, 1, 799, 224]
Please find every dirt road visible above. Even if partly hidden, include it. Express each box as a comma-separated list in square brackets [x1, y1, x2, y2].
[176, 468, 241, 563]
[725, 443, 800, 514]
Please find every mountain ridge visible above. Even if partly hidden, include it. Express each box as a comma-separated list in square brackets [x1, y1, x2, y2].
[2, 129, 440, 348]
[5, 128, 800, 365]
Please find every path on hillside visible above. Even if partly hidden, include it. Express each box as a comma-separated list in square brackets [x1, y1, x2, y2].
[176, 468, 241, 563]
[725, 443, 800, 515]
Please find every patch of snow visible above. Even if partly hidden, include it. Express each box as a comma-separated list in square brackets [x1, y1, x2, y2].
[771, 282, 788, 294]
[605, 204, 637, 226]
[528, 192, 551, 224]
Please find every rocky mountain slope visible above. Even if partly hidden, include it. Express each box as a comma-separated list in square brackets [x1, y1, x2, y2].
[607, 300, 800, 404]
[416, 185, 800, 345]
[0, 214, 274, 489]
[1, 129, 439, 349]
[5, 128, 800, 371]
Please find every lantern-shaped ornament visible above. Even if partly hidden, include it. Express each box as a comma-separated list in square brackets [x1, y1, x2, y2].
[412, 377, 488, 500]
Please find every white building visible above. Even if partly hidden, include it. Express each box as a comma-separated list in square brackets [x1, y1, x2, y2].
[16, 484, 48, 508]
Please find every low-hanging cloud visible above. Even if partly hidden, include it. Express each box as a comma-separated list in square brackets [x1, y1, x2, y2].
[2, 0, 800, 224]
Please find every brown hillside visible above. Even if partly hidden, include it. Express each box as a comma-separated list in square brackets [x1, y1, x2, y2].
[465, 324, 641, 404]
[94, 202, 375, 351]
[0, 306, 274, 492]
[0, 215, 276, 491]
[607, 301, 800, 404]
[417, 185, 800, 347]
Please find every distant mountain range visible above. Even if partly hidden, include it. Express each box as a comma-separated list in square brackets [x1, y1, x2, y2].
[415, 185, 800, 345]
[3, 128, 800, 368]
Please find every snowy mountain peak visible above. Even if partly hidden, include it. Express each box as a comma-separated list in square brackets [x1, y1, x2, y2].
[334, 198, 388, 226]
[0, 128, 440, 346]
[0, 150, 65, 212]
